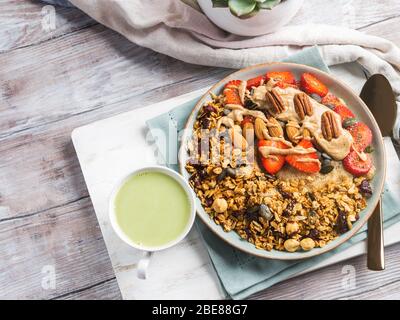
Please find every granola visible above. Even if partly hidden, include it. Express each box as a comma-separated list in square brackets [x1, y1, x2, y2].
[185, 71, 374, 253]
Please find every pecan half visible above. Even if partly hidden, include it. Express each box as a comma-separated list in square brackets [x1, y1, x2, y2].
[294, 92, 313, 120]
[321, 111, 340, 141]
[266, 89, 286, 115]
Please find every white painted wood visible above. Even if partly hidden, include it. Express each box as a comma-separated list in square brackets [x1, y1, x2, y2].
[72, 64, 400, 299]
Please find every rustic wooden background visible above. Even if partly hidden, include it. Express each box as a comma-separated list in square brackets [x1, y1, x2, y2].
[1, 0, 400, 300]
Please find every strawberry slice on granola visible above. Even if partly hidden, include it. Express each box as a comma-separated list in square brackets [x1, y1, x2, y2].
[343, 150, 372, 176]
[300, 73, 328, 97]
[258, 140, 288, 175]
[346, 122, 373, 152]
[223, 86, 242, 105]
[285, 139, 321, 173]
[333, 104, 356, 122]
[246, 75, 265, 89]
[266, 71, 296, 85]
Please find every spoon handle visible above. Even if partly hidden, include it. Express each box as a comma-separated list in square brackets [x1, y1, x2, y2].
[367, 199, 385, 270]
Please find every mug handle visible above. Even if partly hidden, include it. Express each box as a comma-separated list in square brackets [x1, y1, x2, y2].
[137, 251, 153, 279]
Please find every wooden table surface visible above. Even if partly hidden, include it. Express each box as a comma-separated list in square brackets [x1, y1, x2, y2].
[1, 0, 400, 300]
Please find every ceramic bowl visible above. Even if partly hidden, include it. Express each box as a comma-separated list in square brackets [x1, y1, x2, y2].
[179, 62, 385, 260]
[197, 0, 304, 36]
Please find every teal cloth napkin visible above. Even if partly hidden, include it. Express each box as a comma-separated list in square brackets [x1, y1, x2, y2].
[146, 47, 400, 299]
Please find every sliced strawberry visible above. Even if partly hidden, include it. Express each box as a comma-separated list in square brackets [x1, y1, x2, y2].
[346, 122, 373, 152]
[241, 115, 255, 126]
[266, 71, 296, 85]
[274, 81, 298, 90]
[224, 80, 242, 89]
[246, 75, 264, 89]
[223, 87, 242, 105]
[285, 139, 321, 173]
[300, 73, 328, 97]
[343, 150, 372, 176]
[258, 140, 288, 175]
[321, 93, 342, 108]
[333, 104, 355, 122]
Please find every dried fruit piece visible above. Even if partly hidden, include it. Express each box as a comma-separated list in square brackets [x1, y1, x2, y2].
[359, 179, 373, 197]
[246, 75, 264, 89]
[267, 117, 284, 138]
[300, 73, 328, 97]
[258, 140, 289, 174]
[294, 92, 313, 120]
[265, 71, 296, 85]
[266, 88, 286, 114]
[336, 210, 349, 234]
[346, 122, 373, 152]
[321, 111, 340, 141]
[343, 150, 372, 176]
[333, 104, 355, 122]
[285, 139, 321, 173]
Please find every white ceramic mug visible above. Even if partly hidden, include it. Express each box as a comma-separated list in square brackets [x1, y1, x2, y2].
[109, 166, 196, 279]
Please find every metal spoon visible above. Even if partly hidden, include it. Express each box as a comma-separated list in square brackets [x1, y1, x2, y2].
[360, 74, 397, 271]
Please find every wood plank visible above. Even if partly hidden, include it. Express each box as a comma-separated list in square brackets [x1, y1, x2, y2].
[0, 0, 95, 52]
[53, 278, 121, 300]
[249, 242, 400, 300]
[0, 24, 231, 141]
[0, 197, 119, 299]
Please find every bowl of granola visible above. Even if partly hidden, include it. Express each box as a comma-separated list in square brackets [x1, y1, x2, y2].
[179, 63, 385, 259]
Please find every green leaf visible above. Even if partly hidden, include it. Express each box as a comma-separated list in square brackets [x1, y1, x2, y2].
[212, 0, 229, 8]
[258, 0, 282, 9]
[237, 4, 260, 19]
[364, 145, 374, 153]
[228, 0, 257, 17]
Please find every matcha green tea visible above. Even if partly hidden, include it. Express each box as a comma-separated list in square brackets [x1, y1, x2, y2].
[113, 171, 191, 248]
